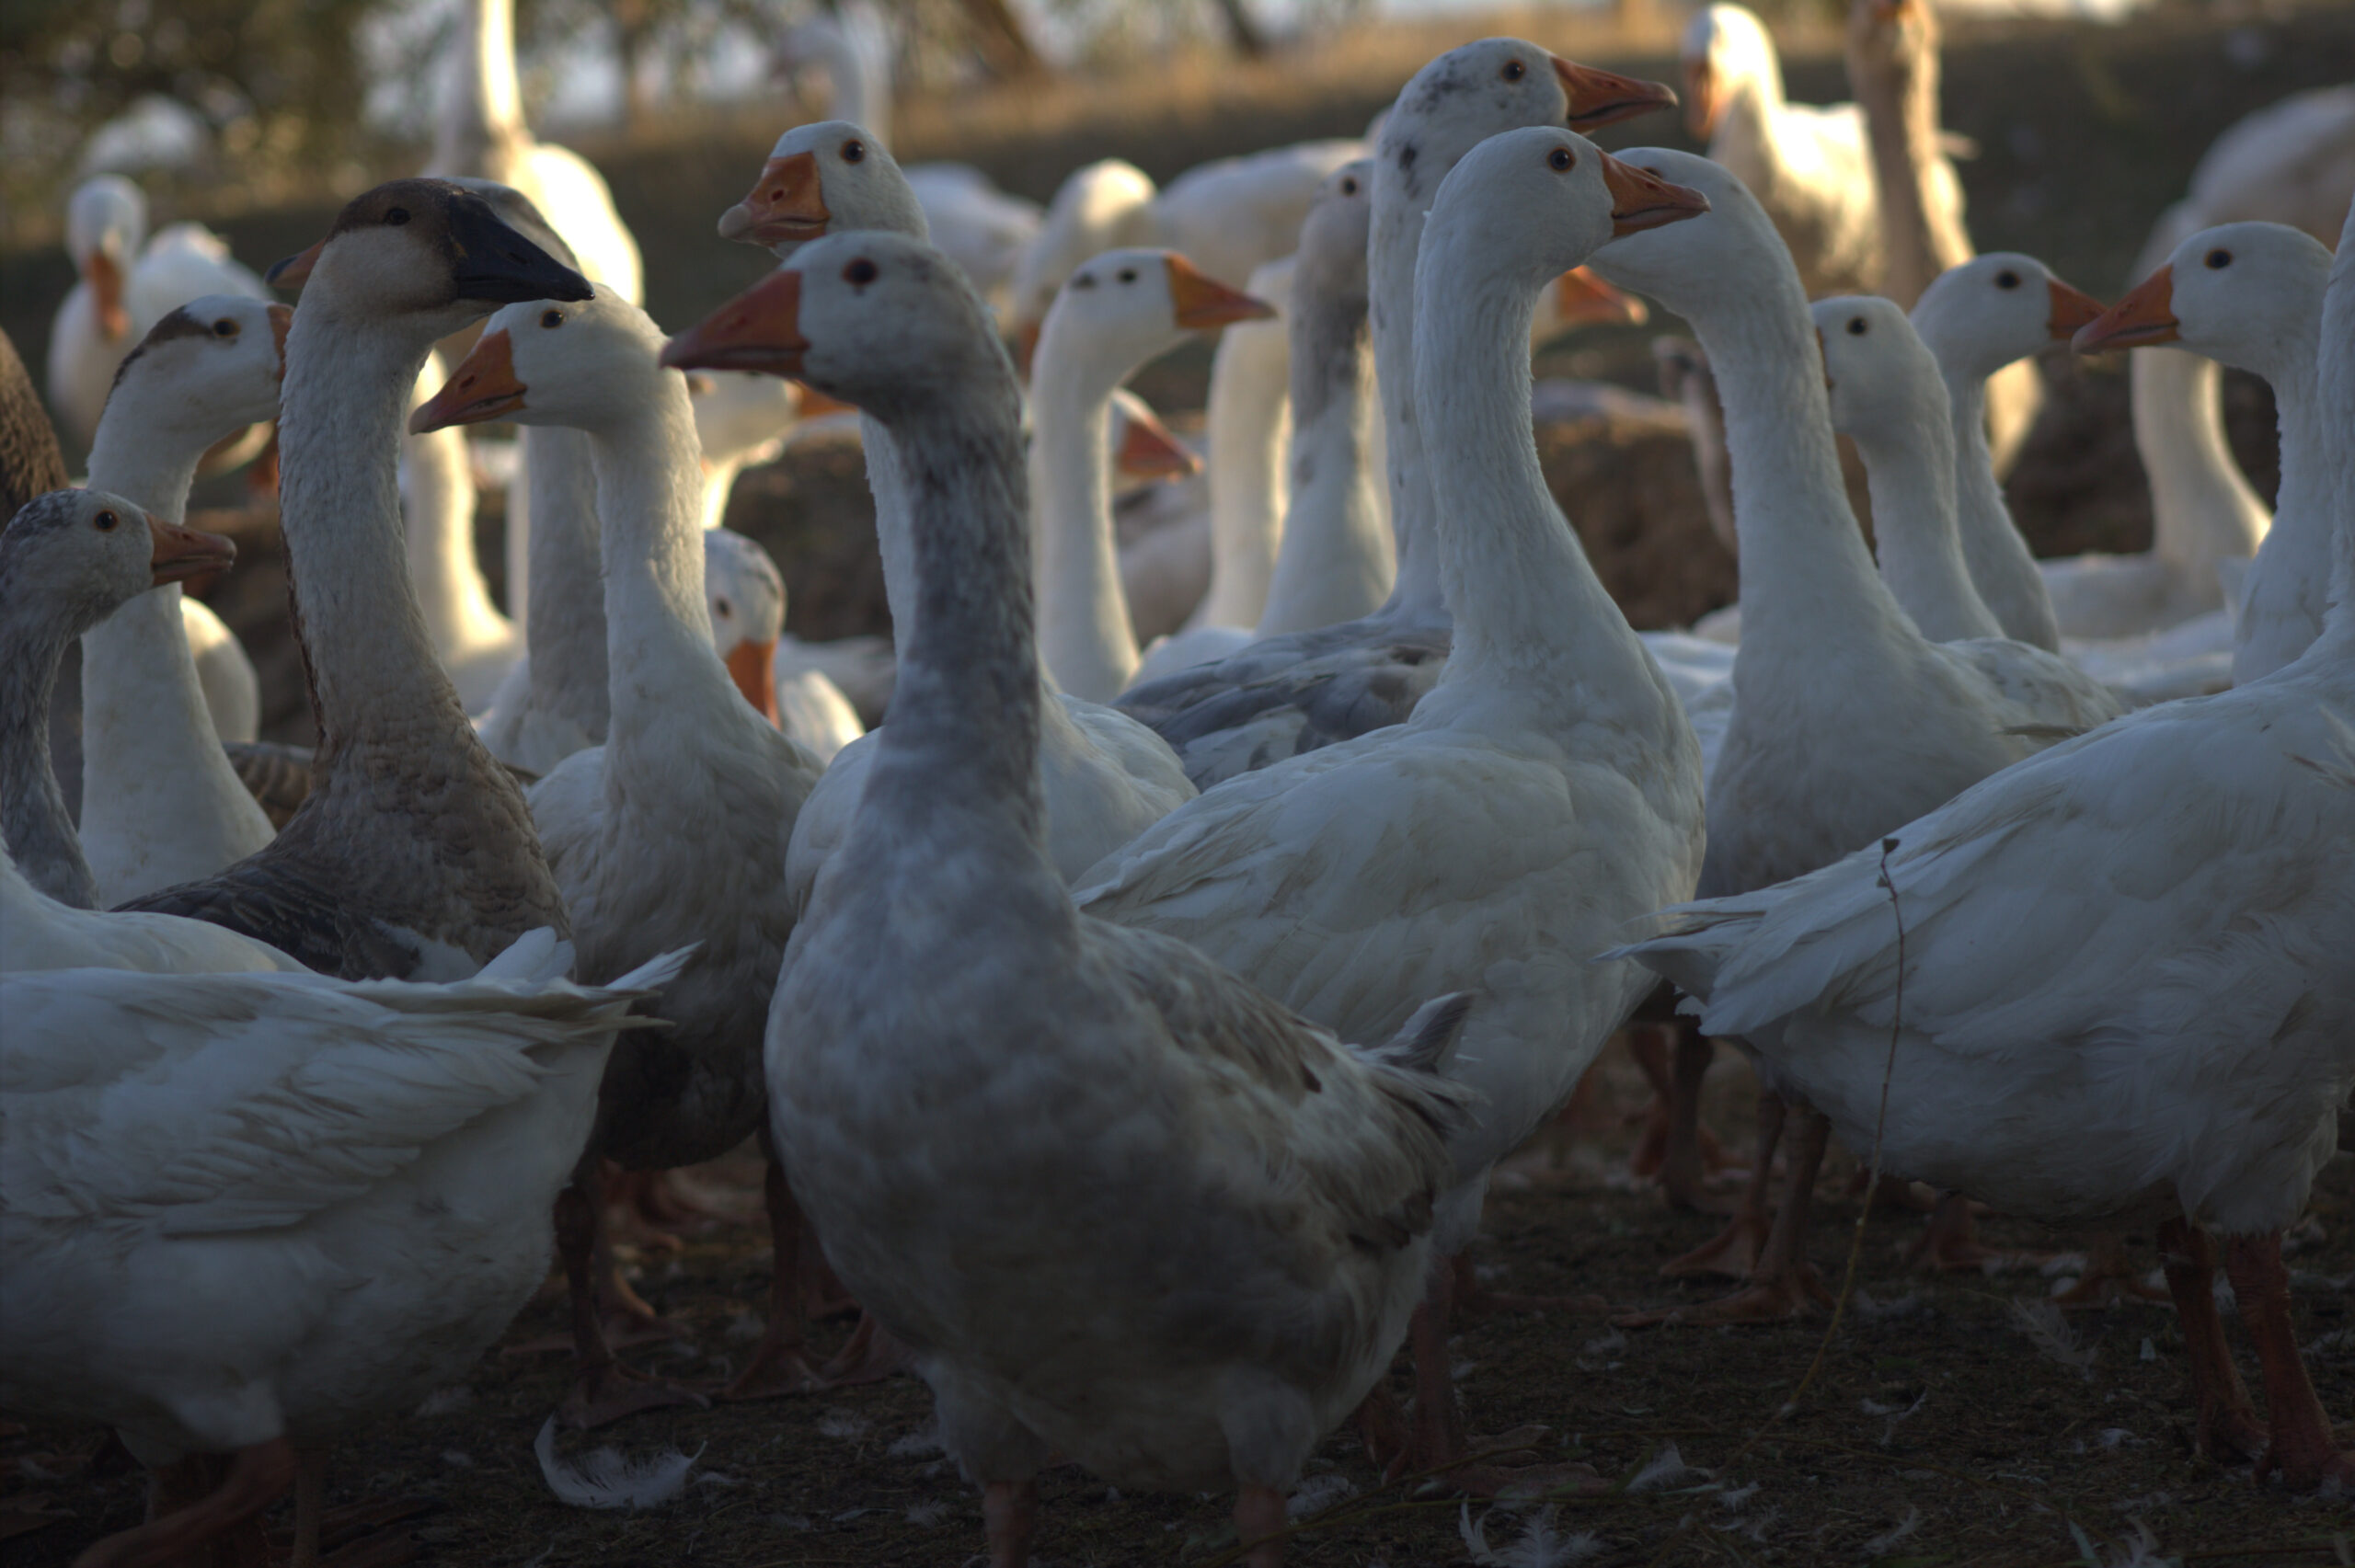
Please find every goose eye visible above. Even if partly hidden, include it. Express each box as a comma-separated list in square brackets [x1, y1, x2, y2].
[685, 373, 715, 396]
[841, 139, 865, 163]
[1117, 268, 1138, 283]
[385, 206, 410, 226]
[1339, 176, 1359, 196]
[2205, 248, 2232, 269]
[1994, 269, 2020, 290]
[213, 318, 238, 337]
[1546, 146, 1574, 172]
[95, 509, 120, 532]
[844, 258, 879, 285]
[1501, 59, 1526, 81]
[1072, 273, 1096, 290]
[540, 309, 564, 328]
[714, 597, 732, 618]
[1846, 317, 1867, 335]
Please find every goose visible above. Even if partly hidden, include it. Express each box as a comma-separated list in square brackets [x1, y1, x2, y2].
[1031, 248, 1278, 702]
[0, 926, 687, 1565]
[690, 366, 803, 531]
[1586, 149, 2120, 1322]
[702, 525, 866, 761]
[1079, 130, 1710, 1489]
[751, 224, 1476, 1568]
[117, 179, 587, 982]
[77, 299, 284, 906]
[1111, 41, 1679, 791]
[3, 489, 237, 909]
[401, 361, 522, 714]
[1608, 198, 2355, 1494]
[1907, 251, 2105, 650]
[1681, 4, 1956, 300]
[471, 426, 613, 773]
[704, 120, 1200, 893]
[415, 286, 828, 1424]
[2074, 223, 2337, 688]
[3, 842, 299, 974]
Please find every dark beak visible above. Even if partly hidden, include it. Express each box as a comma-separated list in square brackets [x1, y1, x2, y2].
[446, 192, 595, 305]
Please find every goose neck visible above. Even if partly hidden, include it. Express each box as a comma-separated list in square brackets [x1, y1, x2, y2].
[1937, 364, 2060, 650]
[276, 307, 476, 754]
[1193, 308, 1292, 629]
[401, 412, 505, 647]
[1367, 184, 1449, 624]
[1851, 403, 2002, 643]
[520, 425, 610, 740]
[1412, 238, 1660, 732]
[441, 0, 523, 168]
[0, 592, 96, 909]
[861, 414, 920, 635]
[84, 413, 202, 527]
[1027, 346, 1137, 701]
[1259, 302, 1391, 635]
[2133, 347, 2269, 568]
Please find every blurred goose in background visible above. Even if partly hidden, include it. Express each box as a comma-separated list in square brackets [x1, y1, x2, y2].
[77, 299, 284, 905]
[401, 355, 523, 714]
[702, 525, 866, 761]
[117, 180, 587, 981]
[754, 225, 1476, 1568]
[2, 489, 237, 910]
[0, 929, 685, 1564]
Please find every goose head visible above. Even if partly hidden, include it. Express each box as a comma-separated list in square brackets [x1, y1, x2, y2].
[1031, 248, 1275, 408]
[411, 287, 673, 439]
[65, 176, 146, 343]
[101, 295, 292, 449]
[718, 120, 928, 257]
[0, 489, 236, 637]
[1911, 253, 2106, 383]
[1296, 161, 1374, 309]
[1425, 128, 1709, 303]
[1587, 149, 1788, 324]
[2074, 220, 2334, 383]
[265, 179, 592, 340]
[1680, 5, 1780, 142]
[701, 527, 787, 724]
[663, 234, 1008, 424]
[1382, 40, 1676, 211]
[1811, 295, 1952, 450]
[1010, 159, 1161, 358]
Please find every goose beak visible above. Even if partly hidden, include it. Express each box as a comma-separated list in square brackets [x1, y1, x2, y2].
[797, 386, 857, 419]
[1166, 256, 1277, 330]
[147, 515, 238, 586]
[1602, 155, 1712, 237]
[88, 248, 130, 341]
[724, 637, 781, 726]
[267, 304, 293, 379]
[2044, 277, 2107, 340]
[1014, 319, 1042, 378]
[2074, 266, 2177, 352]
[409, 329, 526, 432]
[1116, 404, 1201, 482]
[267, 239, 326, 291]
[663, 270, 810, 378]
[1552, 56, 1679, 132]
[1682, 59, 1721, 141]
[1552, 266, 1649, 328]
[718, 152, 831, 249]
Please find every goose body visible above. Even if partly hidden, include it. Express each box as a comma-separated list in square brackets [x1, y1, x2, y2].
[77, 299, 285, 904]
[119, 180, 587, 982]
[734, 228, 1473, 1565]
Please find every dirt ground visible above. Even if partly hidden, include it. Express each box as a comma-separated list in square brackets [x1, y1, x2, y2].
[6, 1047, 2349, 1568]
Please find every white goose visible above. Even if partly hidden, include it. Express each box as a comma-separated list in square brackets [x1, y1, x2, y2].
[401, 359, 521, 714]
[470, 424, 613, 773]
[1079, 130, 1710, 1487]
[1587, 149, 2120, 1321]
[78, 298, 284, 905]
[701, 525, 867, 761]
[705, 121, 1200, 892]
[2, 489, 238, 910]
[0, 921, 684, 1564]
[753, 226, 1476, 1568]
[3, 843, 298, 975]
[2073, 223, 2337, 688]
[1612, 196, 2355, 1494]
[118, 179, 585, 981]
[416, 287, 827, 1424]
[1113, 41, 1680, 791]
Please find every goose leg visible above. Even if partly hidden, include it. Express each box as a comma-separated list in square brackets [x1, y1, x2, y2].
[1623, 1104, 1833, 1328]
[1391, 1259, 1600, 1498]
[74, 1439, 295, 1568]
[1235, 1482, 1288, 1567]
[2156, 1217, 2266, 1465]
[553, 1178, 708, 1429]
[2047, 1230, 2171, 1308]
[1654, 1089, 1783, 1285]
[2222, 1232, 2355, 1492]
[719, 1154, 832, 1400]
[1909, 1192, 2051, 1275]
[982, 1478, 1038, 1568]
[1657, 1021, 1730, 1210]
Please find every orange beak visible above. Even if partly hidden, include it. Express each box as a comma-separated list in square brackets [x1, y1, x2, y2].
[267, 238, 326, 291]
[1115, 404, 1201, 483]
[716, 152, 831, 249]
[724, 636, 780, 726]
[1551, 56, 1679, 132]
[1014, 318, 1042, 379]
[797, 386, 857, 418]
[147, 514, 238, 586]
[88, 248, 129, 341]
[2074, 266, 2177, 353]
[1553, 266, 1648, 328]
[2044, 276, 2107, 340]
[1165, 256, 1277, 330]
[409, 329, 526, 433]
[1682, 59, 1720, 141]
[1602, 154, 1712, 237]
[267, 303, 293, 379]
[663, 270, 810, 378]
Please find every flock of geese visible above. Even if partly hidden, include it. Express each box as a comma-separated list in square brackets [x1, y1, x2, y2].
[2, 1, 2351, 1563]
